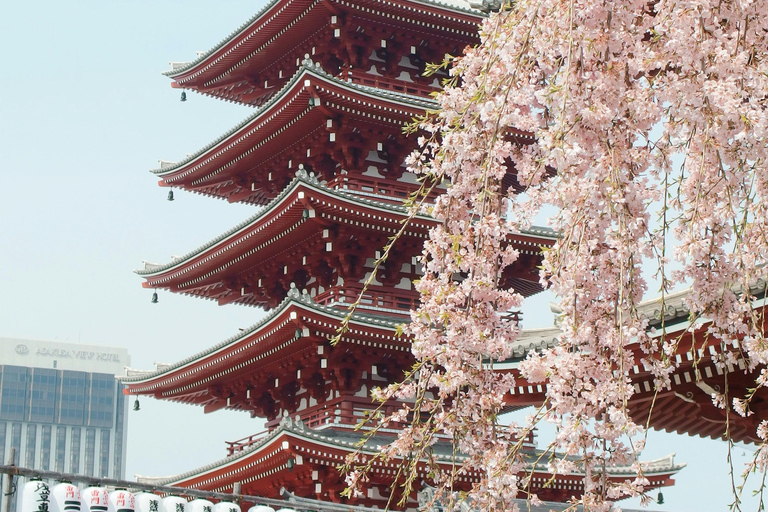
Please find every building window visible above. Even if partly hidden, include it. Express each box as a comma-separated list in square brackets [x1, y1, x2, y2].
[10, 423, 21, 464]
[60, 371, 87, 426]
[70, 427, 81, 474]
[30, 369, 57, 423]
[0, 422, 6, 464]
[88, 374, 116, 428]
[0, 367, 29, 421]
[113, 387, 125, 479]
[99, 430, 110, 477]
[84, 428, 96, 476]
[25, 424, 36, 467]
[55, 426, 67, 472]
[40, 425, 52, 470]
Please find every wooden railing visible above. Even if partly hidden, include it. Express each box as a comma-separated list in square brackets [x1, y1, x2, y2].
[328, 175, 415, 202]
[225, 429, 270, 456]
[342, 70, 436, 99]
[315, 284, 418, 315]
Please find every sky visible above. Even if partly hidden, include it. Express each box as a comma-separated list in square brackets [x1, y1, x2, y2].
[0, 2, 764, 511]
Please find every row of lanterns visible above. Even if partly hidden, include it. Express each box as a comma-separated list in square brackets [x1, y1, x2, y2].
[22, 480, 297, 512]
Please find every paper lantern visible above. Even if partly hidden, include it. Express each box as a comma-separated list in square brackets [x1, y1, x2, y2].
[108, 490, 135, 512]
[81, 487, 109, 512]
[21, 479, 50, 512]
[212, 502, 240, 512]
[50, 482, 81, 512]
[160, 495, 187, 512]
[186, 499, 213, 512]
[133, 493, 160, 512]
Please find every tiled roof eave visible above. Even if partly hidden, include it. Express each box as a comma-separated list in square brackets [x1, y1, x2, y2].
[137, 420, 682, 488]
[151, 63, 437, 178]
[163, 0, 484, 80]
[140, 426, 289, 486]
[135, 171, 439, 277]
[118, 290, 402, 385]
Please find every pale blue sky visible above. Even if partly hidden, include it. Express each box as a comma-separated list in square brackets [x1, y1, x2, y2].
[0, 2, 761, 510]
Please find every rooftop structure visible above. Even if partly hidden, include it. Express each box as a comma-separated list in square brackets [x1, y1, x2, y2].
[125, 0, 682, 508]
[497, 286, 768, 444]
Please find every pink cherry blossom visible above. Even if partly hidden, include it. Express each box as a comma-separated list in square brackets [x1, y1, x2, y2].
[343, 1, 768, 509]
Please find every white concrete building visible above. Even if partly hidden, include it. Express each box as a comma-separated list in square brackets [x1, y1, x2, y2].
[0, 337, 130, 511]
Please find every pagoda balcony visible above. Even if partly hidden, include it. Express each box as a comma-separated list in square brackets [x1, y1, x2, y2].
[328, 174, 412, 202]
[327, 174, 443, 205]
[341, 70, 436, 99]
[315, 284, 418, 317]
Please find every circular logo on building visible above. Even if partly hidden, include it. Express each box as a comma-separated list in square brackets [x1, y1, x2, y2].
[15, 344, 29, 355]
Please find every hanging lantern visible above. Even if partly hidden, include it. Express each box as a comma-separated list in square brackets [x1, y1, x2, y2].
[81, 487, 109, 512]
[21, 479, 50, 512]
[108, 489, 135, 512]
[50, 482, 81, 512]
[160, 496, 187, 512]
[180, 91, 187, 102]
[134, 494, 160, 512]
[167, 190, 174, 201]
[151, 292, 158, 304]
[247, 507, 275, 512]
[186, 499, 213, 512]
[211, 502, 240, 512]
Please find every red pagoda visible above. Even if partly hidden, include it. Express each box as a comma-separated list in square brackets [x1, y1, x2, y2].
[122, 0, 683, 508]
[500, 286, 768, 445]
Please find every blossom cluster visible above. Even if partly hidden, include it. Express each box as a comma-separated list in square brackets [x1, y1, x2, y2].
[346, 1, 768, 509]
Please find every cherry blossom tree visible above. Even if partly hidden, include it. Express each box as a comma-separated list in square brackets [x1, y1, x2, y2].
[343, 1, 768, 510]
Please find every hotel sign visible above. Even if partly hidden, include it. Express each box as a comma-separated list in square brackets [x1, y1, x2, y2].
[14, 344, 122, 363]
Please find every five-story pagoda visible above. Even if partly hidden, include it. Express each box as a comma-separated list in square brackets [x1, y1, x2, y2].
[121, 0, 683, 508]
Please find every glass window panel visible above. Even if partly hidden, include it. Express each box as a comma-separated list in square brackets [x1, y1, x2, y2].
[70, 427, 81, 473]
[40, 425, 52, 470]
[99, 430, 110, 477]
[55, 427, 67, 472]
[10, 423, 21, 464]
[0, 422, 6, 464]
[84, 428, 95, 476]
[25, 424, 36, 467]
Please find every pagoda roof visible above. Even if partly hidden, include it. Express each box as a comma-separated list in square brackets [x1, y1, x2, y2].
[136, 415, 682, 501]
[498, 285, 768, 444]
[119, 288, 404, 399]
[137, 170, 556, 299]
[165, 0, 483, 96]
[154, 60, 536, 204]
[153, 61, 439, 197]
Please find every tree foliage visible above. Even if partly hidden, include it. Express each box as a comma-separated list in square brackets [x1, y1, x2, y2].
[344, 1, 768, 510]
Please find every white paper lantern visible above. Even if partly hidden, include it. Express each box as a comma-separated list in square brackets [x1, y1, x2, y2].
[50, 482, 81, 512]
[160, 495, 187, 512]
[133, 493, 161, 512]
[81, 487, 109, 512]
[21, 479, 50, 512]
[212, 502, 239, 512]
[108, 490, 135, 512]
[247, 506, 275, 512]
[186, 499, 213, 512]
